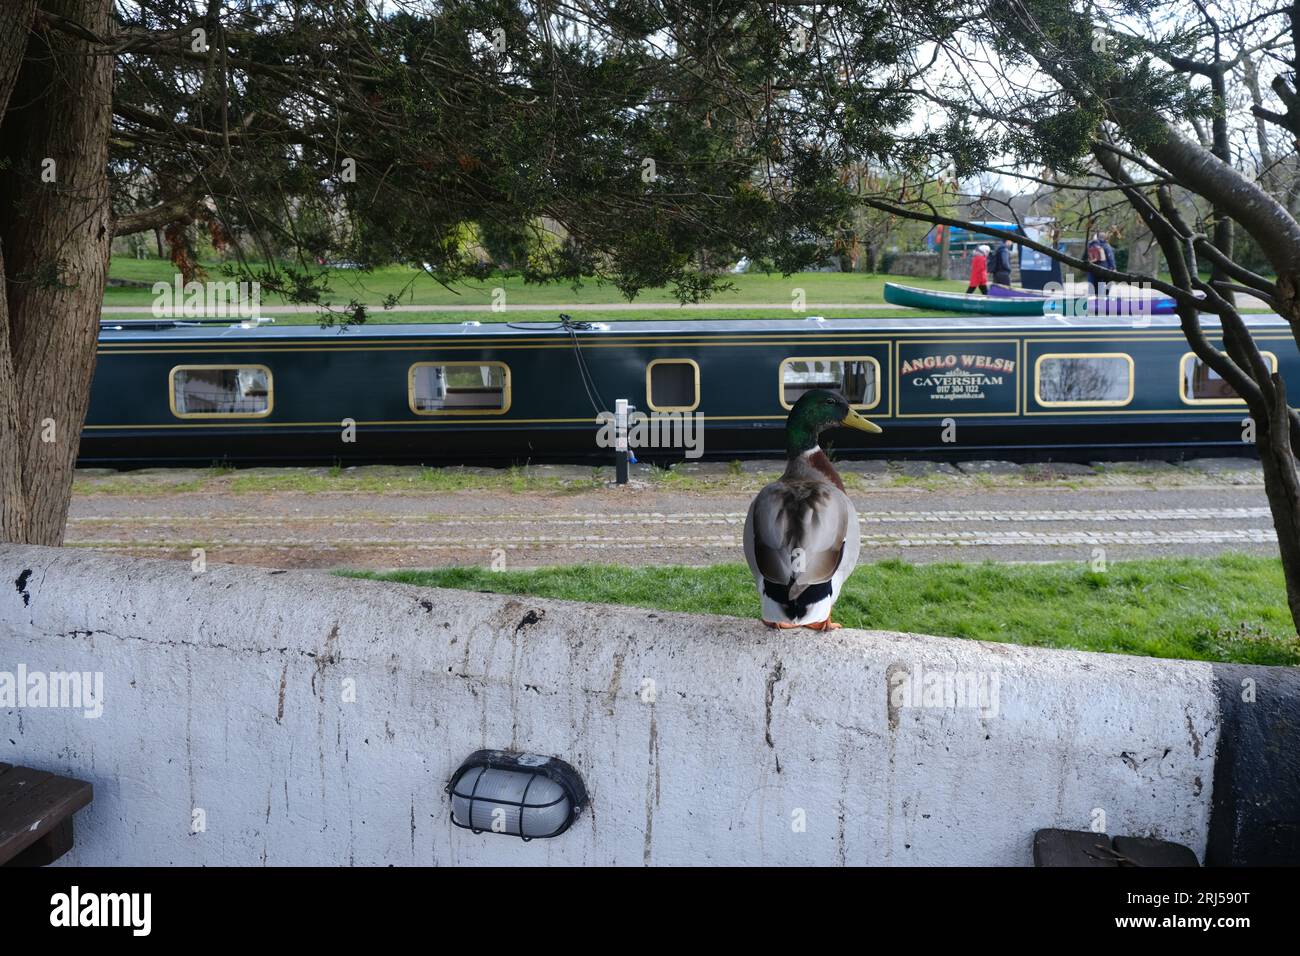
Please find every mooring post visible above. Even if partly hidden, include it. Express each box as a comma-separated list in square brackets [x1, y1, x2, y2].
[615, 398, 629, 485]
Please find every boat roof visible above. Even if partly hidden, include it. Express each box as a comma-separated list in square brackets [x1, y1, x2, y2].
[97, 312, 1290, 341]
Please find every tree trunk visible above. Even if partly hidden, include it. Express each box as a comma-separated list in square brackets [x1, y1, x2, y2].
[1208, 66, 1235, 305]
[1242, 56, 1276, 191]
[0, 0, 114, 546]
[1125, 121, 1300, 634]
[1256, 373, 1300, 629]
[0, 1, 38, 543]
[0, 261, 27, 543]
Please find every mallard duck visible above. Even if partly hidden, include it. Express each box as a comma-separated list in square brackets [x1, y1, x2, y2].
[743, 389, 882, 630]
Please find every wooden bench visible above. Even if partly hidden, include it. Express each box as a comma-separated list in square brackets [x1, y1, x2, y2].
[0, 762, 93, 866]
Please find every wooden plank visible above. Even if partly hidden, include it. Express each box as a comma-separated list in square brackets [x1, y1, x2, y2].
[0, 763, 93, 865]
[3, 817, 75, 867]
[1112, 835, 1201, 867]
[1033, 828, 1120, 867]
[0, 765, 59, 819]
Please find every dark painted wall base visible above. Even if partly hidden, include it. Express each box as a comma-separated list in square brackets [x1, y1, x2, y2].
[1207, 665, 1300, 866]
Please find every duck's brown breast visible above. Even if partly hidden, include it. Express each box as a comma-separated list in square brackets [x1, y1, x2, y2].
[804, 449, 845, 491]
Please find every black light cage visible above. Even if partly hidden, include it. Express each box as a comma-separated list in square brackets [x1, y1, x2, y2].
[446, 750, 589, 841]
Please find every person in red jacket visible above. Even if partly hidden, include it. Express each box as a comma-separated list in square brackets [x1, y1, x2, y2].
[966, 244, 990, 294]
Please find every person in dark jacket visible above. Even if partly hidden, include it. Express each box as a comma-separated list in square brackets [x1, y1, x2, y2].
[1085, 233, 1103, 293]
[966, 244, 990, 294]
[1101, 235, 1117, 290]
[1086, 232, 1116, 296]
[990, 238, 1014, 286]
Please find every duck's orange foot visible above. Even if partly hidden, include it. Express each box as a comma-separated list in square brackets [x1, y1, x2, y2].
[805, 617, 842, 631]
[763, 620, 802, 629]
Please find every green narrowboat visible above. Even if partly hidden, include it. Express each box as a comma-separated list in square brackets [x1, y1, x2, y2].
[82, 313, 1294, 465]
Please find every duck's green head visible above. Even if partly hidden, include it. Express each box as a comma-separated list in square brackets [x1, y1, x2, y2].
[785, 388, 882, 457]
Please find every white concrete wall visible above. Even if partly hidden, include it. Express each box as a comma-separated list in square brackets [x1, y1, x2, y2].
[0, 544, 1219, 865]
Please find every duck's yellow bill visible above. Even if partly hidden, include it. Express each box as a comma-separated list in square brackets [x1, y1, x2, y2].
[841, 408, 883, 434]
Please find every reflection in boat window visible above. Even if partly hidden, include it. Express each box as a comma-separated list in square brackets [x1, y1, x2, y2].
[171, 365, 271, 417]
[1036, 354, 1133, 407]
[1181, 351, 1277, 403]
[410, 362, 509, 414]
[781, 358, 878, 409]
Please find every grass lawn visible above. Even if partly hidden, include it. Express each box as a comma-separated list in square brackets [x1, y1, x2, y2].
[73, 459, 1199, 497]
[346, 555, 1299, 666]
[73, 463, 616, 496]
[104, 257, 1274, 320]
[105, 257, 966, 310]
[104, 306, 955, 324]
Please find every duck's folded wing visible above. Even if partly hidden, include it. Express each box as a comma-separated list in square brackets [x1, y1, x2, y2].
[748, 485, 850, 599]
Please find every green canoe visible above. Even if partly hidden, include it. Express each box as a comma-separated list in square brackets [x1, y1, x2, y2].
[883, 281, 1047, 316]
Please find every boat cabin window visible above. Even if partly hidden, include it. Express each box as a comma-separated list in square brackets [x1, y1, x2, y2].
[1035, 353, 1134, 407]
[170, 365, 272, 418]
[780, 357, 879, 410]
[409, 362, 510, 414]
[646, 359, 700, 412]
[1181, 351, 1277, 404]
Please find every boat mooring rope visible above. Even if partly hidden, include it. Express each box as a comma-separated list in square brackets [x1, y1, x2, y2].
[508, 313, 609, 415]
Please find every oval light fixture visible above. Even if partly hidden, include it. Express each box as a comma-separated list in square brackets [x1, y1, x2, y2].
[447, 750, 588, 841]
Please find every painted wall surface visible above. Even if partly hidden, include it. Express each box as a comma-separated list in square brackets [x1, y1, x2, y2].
[0, 545, 1219, 865]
